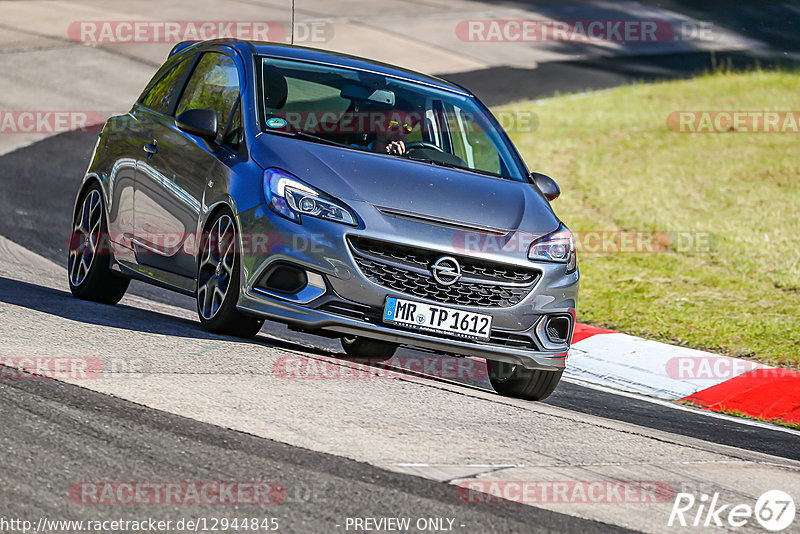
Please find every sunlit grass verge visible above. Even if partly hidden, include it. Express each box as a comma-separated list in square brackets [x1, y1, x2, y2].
[498, 70, 800, 367]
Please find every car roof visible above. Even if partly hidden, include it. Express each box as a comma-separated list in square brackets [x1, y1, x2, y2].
[170, 39, 472, 96]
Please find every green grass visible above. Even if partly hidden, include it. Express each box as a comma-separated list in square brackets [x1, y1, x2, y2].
[498, 70, 800, 367]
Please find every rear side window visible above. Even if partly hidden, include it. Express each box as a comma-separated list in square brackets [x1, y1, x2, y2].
[140, 57, 193, 115]
[176, 52, 240, 143]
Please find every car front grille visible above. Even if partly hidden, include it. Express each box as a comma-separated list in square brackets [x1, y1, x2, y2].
[348, 237, 540, 308]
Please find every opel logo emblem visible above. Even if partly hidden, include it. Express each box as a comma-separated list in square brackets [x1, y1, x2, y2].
[431, 256, 461, 286]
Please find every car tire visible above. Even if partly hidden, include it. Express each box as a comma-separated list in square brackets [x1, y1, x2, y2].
[340, 336, 397, 361]
[487, 360, 563, 401]
[196, 209, 264, 338]
[68, 184, 130, 305]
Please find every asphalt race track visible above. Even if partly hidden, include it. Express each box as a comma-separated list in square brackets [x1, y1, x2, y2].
[2, 362, 627, 534]
[4, 132, 799, 462]
[1, 130, 799, 533]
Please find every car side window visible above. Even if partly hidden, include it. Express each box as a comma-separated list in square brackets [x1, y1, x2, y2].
[448, 104, 501, 175]
[140, 57, 193, 115]
[175, 52, 240, 144]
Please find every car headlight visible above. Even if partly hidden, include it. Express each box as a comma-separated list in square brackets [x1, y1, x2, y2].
[529, 223, 577, 274]
[263, 168, 356, 226]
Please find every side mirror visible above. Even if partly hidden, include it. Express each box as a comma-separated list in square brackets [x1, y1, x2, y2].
[176, 109, 218, 141]
[531, 172, 560, 201]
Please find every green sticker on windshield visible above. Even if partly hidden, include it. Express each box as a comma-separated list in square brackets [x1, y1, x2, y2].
[266, 117, 288, 129]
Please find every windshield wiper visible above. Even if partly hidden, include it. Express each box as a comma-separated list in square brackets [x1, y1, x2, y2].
[292, 131, 350, 147]
[264, 129, 350, 148]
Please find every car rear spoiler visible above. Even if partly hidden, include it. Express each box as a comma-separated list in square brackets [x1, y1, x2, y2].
[168, 41, 199, 58]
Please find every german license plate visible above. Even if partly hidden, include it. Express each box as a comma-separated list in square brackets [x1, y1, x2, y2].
[382, 297, 492, 341]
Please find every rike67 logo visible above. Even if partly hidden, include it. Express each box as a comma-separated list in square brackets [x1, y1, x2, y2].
[669, 490, 795, 531]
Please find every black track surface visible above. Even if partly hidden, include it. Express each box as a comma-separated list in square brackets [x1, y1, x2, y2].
[446, 0, 800, 105]
[2, 132, 798, 466]
[1, 365, 631, 533]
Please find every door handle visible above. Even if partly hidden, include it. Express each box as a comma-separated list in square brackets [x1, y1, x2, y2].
[143, 140, 158, 156]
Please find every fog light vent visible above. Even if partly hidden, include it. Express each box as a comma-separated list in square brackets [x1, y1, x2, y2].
[535, 314, 573, 350]
[258, 264, 308, 295]
[546, 316, 571, 344]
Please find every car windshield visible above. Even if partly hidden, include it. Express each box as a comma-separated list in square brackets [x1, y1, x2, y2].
[258, 57, 527, 181]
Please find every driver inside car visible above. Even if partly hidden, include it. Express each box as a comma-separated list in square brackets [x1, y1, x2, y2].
[374, 118, 414, 155]
[348, 113, 417, 155]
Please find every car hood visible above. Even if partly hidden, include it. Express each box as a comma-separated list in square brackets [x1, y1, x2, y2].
[252, 133, 560, 234]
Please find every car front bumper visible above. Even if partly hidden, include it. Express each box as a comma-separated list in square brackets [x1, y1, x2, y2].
[235, 202, 579, 371]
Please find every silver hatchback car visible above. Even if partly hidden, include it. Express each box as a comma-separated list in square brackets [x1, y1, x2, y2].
[68, 40, 578, 401]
